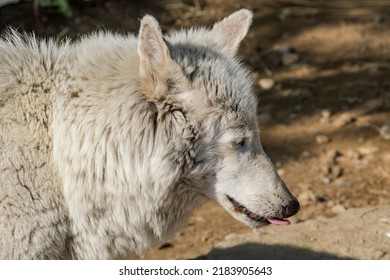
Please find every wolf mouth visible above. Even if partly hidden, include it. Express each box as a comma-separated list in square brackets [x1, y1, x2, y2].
[226, 195, 290, 225]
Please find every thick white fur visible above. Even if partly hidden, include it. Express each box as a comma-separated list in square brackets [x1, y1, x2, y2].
[0, 10, 298, 259]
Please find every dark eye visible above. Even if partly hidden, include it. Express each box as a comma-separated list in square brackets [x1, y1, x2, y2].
[236, 139, 246, 147]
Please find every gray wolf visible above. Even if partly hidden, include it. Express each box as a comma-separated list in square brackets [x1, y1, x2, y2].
[0, 9, 299, 259]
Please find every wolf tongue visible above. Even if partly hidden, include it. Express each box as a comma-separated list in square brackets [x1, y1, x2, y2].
[266, 218, 290, 226]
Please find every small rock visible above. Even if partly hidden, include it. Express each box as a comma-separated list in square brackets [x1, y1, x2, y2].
[258, 78, 275, 90]
[281, 89, 294, 97]
[331, 166, 343, 178]
[277, 168, 285, 176]
[364, 99, 382, 112]
[316, 135, 330, 144]
[333, 112, 356, 128]
[325, 149, 341, 163]
[201, 234, 210, 242]
[326, 200, 335, 207]
[358, 146, 379, 155]
[321, 162, 342, 180]
[386, 231, 390, 239]
[294, 104, 302, 111]
[272, 44, 291, 53]
[289, 113, 297, 120]
[355, 116, 370, 127]
[193, 216, 206, 223]
[279, 8, 291, 21]
[331, 204, 346, 214]
[321, 176, 331, 184]
[316, 194, 327, 202]
[320, 109, 331, 123]
[297, 190, 316, 206]
[345, 149, 362, 160]
[321, 164, 332, 176]
[282, 52, 299, 66]
[379, 123, 390, 140]
[379, 218, 389, 224]
[301, 150, 311, 158]
[333, 178, 350, 187]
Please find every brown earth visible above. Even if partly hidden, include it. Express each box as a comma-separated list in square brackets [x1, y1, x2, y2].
[1, 0, 389, 260]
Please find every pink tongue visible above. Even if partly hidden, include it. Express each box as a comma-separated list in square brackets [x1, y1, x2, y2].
[266, 218, 290, 226]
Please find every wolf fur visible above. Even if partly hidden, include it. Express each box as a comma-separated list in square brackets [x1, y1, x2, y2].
[0, 10, 299, 259]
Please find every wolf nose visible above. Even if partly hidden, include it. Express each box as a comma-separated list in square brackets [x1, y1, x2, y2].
[282, 198, 300, 218]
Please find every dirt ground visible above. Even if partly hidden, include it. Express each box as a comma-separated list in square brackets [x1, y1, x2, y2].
[1, 0, 389, 260]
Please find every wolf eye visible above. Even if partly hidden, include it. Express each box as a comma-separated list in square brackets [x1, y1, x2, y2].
[236, 139, 246, 147]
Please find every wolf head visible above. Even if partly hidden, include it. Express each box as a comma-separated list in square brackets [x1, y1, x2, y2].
[137, 10, 300, 228]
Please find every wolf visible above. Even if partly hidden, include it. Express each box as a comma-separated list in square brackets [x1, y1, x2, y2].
[0, 9, 299, 259]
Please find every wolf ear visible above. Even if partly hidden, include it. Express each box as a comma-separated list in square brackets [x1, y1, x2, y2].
[138, 15, 171, 99]
[211, 9, 253, 57]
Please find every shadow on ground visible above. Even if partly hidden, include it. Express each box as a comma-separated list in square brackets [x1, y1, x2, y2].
[196, 243, 351, 260]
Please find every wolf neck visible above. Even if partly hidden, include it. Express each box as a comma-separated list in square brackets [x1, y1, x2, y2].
[51, 33, 212, 259]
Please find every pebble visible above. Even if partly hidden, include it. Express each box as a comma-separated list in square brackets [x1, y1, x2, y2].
[355, 116, 370, 127]
[321, 176, 331, 184]
[333, 112, 356, 128]
[326, 200, 335, 207]
[301, 151, 311, 158]
[331, 166, 343, 178]
[320, 109, 331, 123]
[277, 168, 285, 176]
[281, 89, 294, 97]
[289, 113, 297, 119]
[325, 149, 341, 163]
[333, 178, 350, 187]
[282, 52, 299, 66]
[321, 164, 331, 175]
[297, 190, 316, 206]
[258, 78, 275, 90]
[272, 44, 291, 53]
[320, 161, 343, 181]
[279, 8, 291, 21]
[345, 149, 362, 160]
[386, 231, 390, 239]
[201, 234, 210, 242]
[365, 99, 382, 112]
[379, 123, 390, 140]
[316, 135, 330, 144]
[294, 104, 302, 111]
[358, 146, 379, 155]
[331, 204, 346, 214]
[193, 216, 206, 223]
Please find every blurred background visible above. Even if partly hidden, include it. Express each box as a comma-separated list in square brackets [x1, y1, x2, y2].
[1, 0, 390, 259]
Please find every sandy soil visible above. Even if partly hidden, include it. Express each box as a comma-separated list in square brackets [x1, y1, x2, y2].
[1, 0, 389, 260]
[201, 205, 390, 260]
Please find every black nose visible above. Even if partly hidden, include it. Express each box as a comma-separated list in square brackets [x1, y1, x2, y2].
[282, 198, 300, 218]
